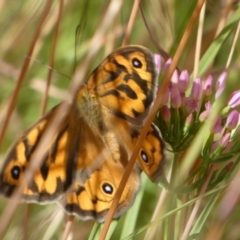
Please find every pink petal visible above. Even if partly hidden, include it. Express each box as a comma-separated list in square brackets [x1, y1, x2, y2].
[170, 70, 179, 86]
[219, 133, 231, 148]
[203, 75, 213, 97]
[216, 72, 227, 89]
[211, 116, 223, 134]
[162, 105, 171, 121]
[191, 78, 202, 100]
[228, 90, 240, 108]
[171, 86, 182, 108]
[226, 110, 239, 130]
[160, 86, 169, 105]
[153, 54, 162, 75]
[199, 109, 209, 121]
[164, 58, 172, 71]
[178, 70, 190, 92]
[215, 72, 227, 99]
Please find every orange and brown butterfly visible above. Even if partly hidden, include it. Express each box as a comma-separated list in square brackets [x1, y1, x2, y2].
[0, 45, 166, 222]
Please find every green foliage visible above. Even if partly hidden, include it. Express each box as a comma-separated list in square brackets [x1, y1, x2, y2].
[0, 1, 240, 239]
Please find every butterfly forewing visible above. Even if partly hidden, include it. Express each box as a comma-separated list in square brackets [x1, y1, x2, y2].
[85, 46, 158, 127]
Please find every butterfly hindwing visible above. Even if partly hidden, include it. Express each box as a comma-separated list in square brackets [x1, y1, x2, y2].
[60, 148, 140, 222]
[133, 123, 166, 182]
[59, 123, 166, 222]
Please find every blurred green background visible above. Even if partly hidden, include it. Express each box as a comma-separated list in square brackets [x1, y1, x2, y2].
[0, 1, 240, 239]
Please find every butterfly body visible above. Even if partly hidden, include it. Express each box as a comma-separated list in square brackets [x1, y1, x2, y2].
[77, 85, 103, 128]
[0, 45, 166, 221]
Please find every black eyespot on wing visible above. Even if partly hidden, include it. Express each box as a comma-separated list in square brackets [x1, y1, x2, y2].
[102, 183, 113, 195]
[140, 150, 148, 163]
[132, 58, 142, 68]
[11, 165, 21, 180]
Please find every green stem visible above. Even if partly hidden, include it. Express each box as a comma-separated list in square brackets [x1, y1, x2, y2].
[166, 153, 181, 240]
[170, 153, 180, 188]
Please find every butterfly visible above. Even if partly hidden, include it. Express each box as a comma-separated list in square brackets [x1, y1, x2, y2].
[0, 45, 166, 222]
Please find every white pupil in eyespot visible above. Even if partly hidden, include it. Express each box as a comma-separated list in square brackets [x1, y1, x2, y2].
[102, 183, 113, 194]
[141, 150, 148, 163]
[11, 166, 21, 180]
[132, 58, 142, 68]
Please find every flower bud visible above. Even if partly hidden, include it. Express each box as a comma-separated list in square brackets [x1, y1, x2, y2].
[186, 113, 193, 125]
[212, 116, 223, 134]
[219, 133, 231, 148]
[226, 110, 239, 130]
[210, 141, 218, 153]
[228, 90, 240, 108]
[153, 54, 162, 75]
[199, 110, 209, 121]
[162, 105, 171, 122]
[164, 58, 172, 71]
[215, 72, 227, 99]
[159, 86, 169, 105]
[190, 78, 202, 100]
[223, 142, 232, 153]
[203, 75, 213, 97]
[170, 86, 182, 108]
[205, 101, 212, 110]
[183, 114, 193, 134]
[170, 70, 179, 87]
[178, 70, 190, 93]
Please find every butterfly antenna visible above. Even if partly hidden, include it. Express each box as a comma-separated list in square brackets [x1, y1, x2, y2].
[73, 24, 82, 73]
[24, 56, 71, 80]
[139, 4, 170, 61]
[72, 0, 89, 73]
